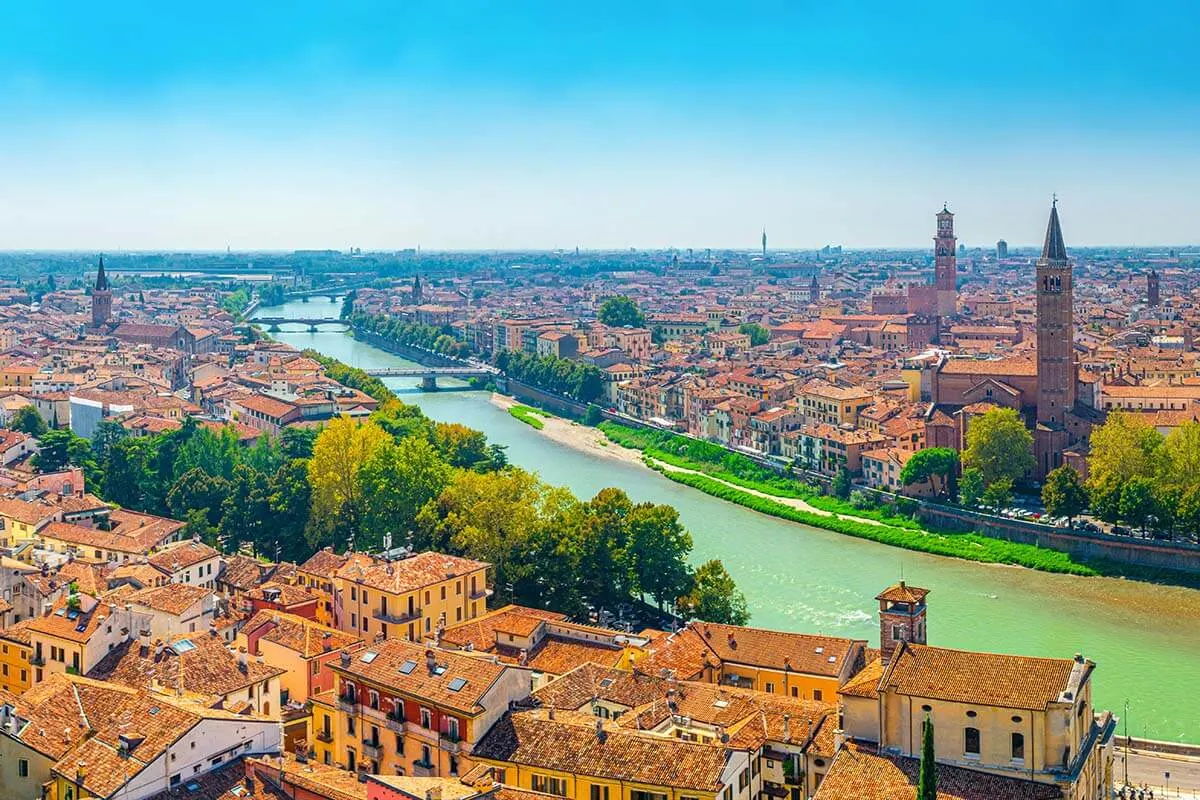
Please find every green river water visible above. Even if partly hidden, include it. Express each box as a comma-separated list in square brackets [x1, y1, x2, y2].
[257, 298, 1200, 742]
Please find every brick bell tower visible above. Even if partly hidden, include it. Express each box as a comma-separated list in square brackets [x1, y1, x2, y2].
[876, 581, 929, 664]
[934, 204, 957, 320]
[91, 254, 112, 328]
[1034, 199, 1076, 478]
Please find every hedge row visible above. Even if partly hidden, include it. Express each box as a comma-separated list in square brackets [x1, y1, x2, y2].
[655, 467, 1098, 576]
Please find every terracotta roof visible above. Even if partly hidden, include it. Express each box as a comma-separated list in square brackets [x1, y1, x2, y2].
[89, 632, 284, 699]
[839, 656, 884, 700]
[242, 609, 361, 658]
[879, 643, 1089, 711]
[939, 358, 1037, 376]
[439, 604, 568, 652]
[148, 539, 220, 572]
[298, 548, 350, 579]
[875, 581, 930, 605]
[690, 621, 863, 678]
[333, 639, 515, 716]
[127, 583, 212, 616]
[335, 551, 488, 595]
[473, 711, 730, 792]
[813, 742, 1062, 800]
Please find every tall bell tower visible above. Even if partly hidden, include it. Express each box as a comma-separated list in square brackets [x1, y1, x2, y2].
[1034, 199, 1076, 477]
[91, 255, 112, 328]
[877, 581, 929, 665]
[934, 205, 957, 319]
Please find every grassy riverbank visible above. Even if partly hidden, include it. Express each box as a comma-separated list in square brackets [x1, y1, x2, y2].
[598, 421, 1100, 577]
[508, 404, 552, 430]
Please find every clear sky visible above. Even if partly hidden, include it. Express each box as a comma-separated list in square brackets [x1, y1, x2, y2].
[1, 1, 1197, 251]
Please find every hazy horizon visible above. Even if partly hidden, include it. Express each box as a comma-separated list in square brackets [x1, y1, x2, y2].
[3, 2, 1197, 251]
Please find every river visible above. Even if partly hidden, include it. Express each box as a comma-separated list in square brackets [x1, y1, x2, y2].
[256, 297, 1200, 743]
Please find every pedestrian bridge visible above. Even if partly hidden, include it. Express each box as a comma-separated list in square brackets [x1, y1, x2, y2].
[364, 365, 498, 390]
[253, 317, 351, 331]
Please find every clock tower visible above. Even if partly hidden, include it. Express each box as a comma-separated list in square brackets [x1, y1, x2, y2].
[934, 205, 957, 319]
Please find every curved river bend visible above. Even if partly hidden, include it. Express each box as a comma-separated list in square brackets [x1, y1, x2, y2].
[257, 298, 1200, 742]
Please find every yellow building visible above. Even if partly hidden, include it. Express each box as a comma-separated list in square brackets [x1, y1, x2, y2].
[333, 551, 490, 643]
[837, 583, 1116, 800]
[295, 547, 347, 626]
[637, 621, 866, 704]
[0, 619, 33, 694]
[310, 639, 531, 778]
[0, 496, 60, 549]
[471, 711, 752, 800]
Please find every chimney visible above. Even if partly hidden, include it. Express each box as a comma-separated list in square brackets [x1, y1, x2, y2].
[594, 717, 606, 742]
[425, 649, 437, 675]
[518, 648, 528, 666]
[340, 650, 351, 667]
[426, 788, 443, 800]
[322, 632, 333, 652]
[782, 713, 791, 741]
[238, 647, 249, 672]
[833, 729, 847, 752]
[153, 640, 164, 659]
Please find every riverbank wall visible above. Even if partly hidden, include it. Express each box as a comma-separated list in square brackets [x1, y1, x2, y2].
[353, 327, 467, 368]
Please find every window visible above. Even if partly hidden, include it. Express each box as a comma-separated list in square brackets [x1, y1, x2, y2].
[421, 708, 433, 728]
[362, 591, 369, 604]
[440, 586, 446, 600]
[813, 689, 823, 701]
[350, 587, 357, 601]
[765, 682, 774, 693]
[892, 625, 902, 641]
[590, 786, 610, 800]
[964, 727, 980, 756]
[738, 768, 749, 790]
[420, 744, 433, 766]
[532, 776, 568, 796]
[395, 733, 404, 754]
[347, 716, 356, 736]
[18, 759, 29, 777]
[350, 613, 357, 628]
[1011, 732, 1025, 761]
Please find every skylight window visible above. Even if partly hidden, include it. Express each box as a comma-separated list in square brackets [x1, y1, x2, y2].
[360, 651, 378, 664]
[598, 678, 614, 689]
[433, 665, 447, 676]
[447, 677, 468, 692]
[172, 640, 196, 654]
[398, 659, 416, 674]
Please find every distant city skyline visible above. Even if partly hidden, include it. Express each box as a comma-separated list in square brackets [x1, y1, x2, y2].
[2, 2, 1198, 251]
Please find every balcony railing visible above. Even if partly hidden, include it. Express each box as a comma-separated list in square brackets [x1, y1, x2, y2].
[373, 607, 422, 624]
[336, 695, 357, 713]
[385, 714, 406, 733]
[439, 735, 461, 753]
[315, 730, 334, 743]
[412, 760, 435, 777]
[361, 740, 382, 759]
[469, 587, 491, 600]
[30, 654, 45, 666]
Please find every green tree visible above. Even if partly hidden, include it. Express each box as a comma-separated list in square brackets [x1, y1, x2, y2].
[918, 716, 938, 800]
[220, 464, 272, 553]
[166, 468, 230, 529]
[831, 467, 852, 500]
[597, 295, 646, 328]
[737, 323, 770, 347]
[433, 422, 494, 471]
[101, 436, 155, 508]
[678, 560, 750, 624]
[1086, 411, 1163, 516]
[1041, 465, 1089, 527]
[899, 448, 960, 498]
[583, 404, 604, 426]
[281, 427, 319, 460]
[33, 429, 93, 475]
[958, 467, 985, 508]
[626, 503, 693, 610]
[1119, 477, 1156, 532]
[306, 416, 389, 548]
[980, 477, 1013, 510]
[267, 459, 314, 560]
[10, 405, 47, 437]
[962, 407, 1035, 486]
[361, 436, 452, 552]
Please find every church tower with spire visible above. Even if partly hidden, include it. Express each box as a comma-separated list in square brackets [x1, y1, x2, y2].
[934, 205, 957, 319]
[91, 255, 112, 328]
[761, 228, 767, 257]
[1034, 200, 1077, 477]
[411, 274, 423, 305]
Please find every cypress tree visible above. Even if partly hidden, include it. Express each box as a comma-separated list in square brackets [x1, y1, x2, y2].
[918, 715, 938, 800]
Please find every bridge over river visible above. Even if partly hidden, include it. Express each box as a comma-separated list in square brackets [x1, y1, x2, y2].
[365, 365, 497, 390]
[252, 317, 350, 331]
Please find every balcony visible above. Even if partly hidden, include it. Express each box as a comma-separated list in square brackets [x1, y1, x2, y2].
[30, 654, 45, 666]
[384, 714, 406, 734]
[469, 587, 491, 601]
[315, 730, 334, 743]
[439, 735, 461, 754]
[412, 760, 436, 777]
[361, 740, 382, 759]
[336, 695, 357, 713]
[373, 606, 421, 624]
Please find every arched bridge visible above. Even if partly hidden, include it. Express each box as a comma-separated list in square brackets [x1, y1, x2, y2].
[253, 317, 351, 331]
[364, 365, 498, 390]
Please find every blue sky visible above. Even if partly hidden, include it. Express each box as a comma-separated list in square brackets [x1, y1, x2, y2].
[1, 1, 1197, 250]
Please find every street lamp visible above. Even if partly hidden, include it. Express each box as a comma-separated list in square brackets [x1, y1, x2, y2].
[1123, 698, 1129, 787]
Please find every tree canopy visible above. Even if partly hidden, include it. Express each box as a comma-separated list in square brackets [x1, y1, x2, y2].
[1042, 465, 1088, 525]
[598, 295, 646, 328]
[962, 407, 1034, 487]
[900, 448, 959, 498]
